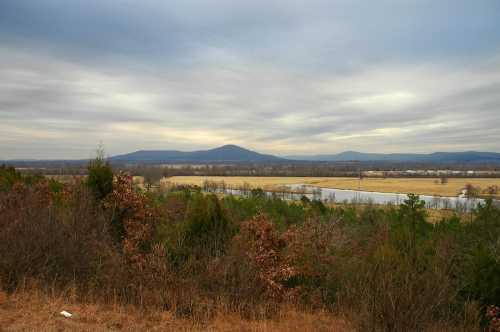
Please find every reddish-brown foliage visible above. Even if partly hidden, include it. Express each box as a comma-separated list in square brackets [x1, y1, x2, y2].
[487, 305, 500, 332]
[104, 172, 156, 270]
[234, 214, 297, 301]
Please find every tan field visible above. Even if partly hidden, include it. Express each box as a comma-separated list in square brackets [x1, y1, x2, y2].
[165, 176, 500, 197]
[163, 176, 324, 190]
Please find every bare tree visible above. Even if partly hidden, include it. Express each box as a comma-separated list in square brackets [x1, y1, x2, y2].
[142, 167, 164, 190]
[464, 183, 480, 198]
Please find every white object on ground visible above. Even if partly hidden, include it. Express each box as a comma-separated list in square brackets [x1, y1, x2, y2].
[60, 310, 73, 318]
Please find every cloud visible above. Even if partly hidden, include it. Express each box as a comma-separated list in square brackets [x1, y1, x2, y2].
[0, 1, 500, 158]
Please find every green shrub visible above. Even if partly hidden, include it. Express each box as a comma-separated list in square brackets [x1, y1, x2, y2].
[87, 154, 113, 200]
[183, 193, 232, 257]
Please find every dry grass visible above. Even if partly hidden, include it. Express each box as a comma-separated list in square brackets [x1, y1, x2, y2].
[0, 290, 351, 332]
[313, 177, 500, 197]
[165, 176, 500, 197]
[162, 176, 321, 189]
[425, 208, 459, 223]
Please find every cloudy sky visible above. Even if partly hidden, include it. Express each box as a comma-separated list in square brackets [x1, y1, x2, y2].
[1, 0, 500, 159]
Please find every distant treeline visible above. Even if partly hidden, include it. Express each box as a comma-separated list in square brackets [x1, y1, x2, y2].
[128, 164, 500, 179]
[6, 161, 500, 178]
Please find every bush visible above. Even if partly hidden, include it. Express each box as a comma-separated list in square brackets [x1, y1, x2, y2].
[0, 180, 116, 292]
[0, 165, 43, 191]
[337, 237, 459, 331]
[156, 192, 234, 267]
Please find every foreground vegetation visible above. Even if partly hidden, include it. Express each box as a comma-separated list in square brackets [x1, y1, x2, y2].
[0, 290, 350, 332]
[1, 163, 500, 331]
[166, 176, 500, 198]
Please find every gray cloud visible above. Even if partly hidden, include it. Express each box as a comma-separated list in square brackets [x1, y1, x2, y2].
[0, 1, 500, 159]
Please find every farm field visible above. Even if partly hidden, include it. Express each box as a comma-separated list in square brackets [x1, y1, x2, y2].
[165, 176, 500, 197]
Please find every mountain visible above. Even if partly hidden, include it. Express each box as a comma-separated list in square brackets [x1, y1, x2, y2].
[286, 151, 429, 162]
[4, 147, 499, 165]
[111, 144, 285, 163]
[286, 151, 500, 163]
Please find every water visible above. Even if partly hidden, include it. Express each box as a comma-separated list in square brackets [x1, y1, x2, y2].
[284, 184, 489, 211]
[208, 183, 494, 211]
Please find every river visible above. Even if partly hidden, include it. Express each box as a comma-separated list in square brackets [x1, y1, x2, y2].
[208, 183, 496, 211]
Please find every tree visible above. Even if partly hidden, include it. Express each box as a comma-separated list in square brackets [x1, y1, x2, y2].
[300, 195, 311, 204]
[464, 183, 480, 198]
[398, 194, 428, 262]
[250, 188, 266, 198]
[87, 144, 113, 200]
[142, 166, 163, 190]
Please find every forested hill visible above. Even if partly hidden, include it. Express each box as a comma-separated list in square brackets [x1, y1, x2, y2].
[111, 144, 285, 163]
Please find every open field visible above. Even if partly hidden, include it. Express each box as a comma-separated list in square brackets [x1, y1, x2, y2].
[0, 291, 351, 332]
[162, 176, 324, 189]
[165, 176, 500, 197]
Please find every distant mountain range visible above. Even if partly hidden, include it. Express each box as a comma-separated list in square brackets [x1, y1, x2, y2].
[286, 151, 500, 163]
[111, 145, 500, 164]
[110, 144, 285, 163]
[4, 145, 500, 165]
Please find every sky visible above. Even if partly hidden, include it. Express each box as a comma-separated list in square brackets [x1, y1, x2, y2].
[1, 0, 500, 159]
